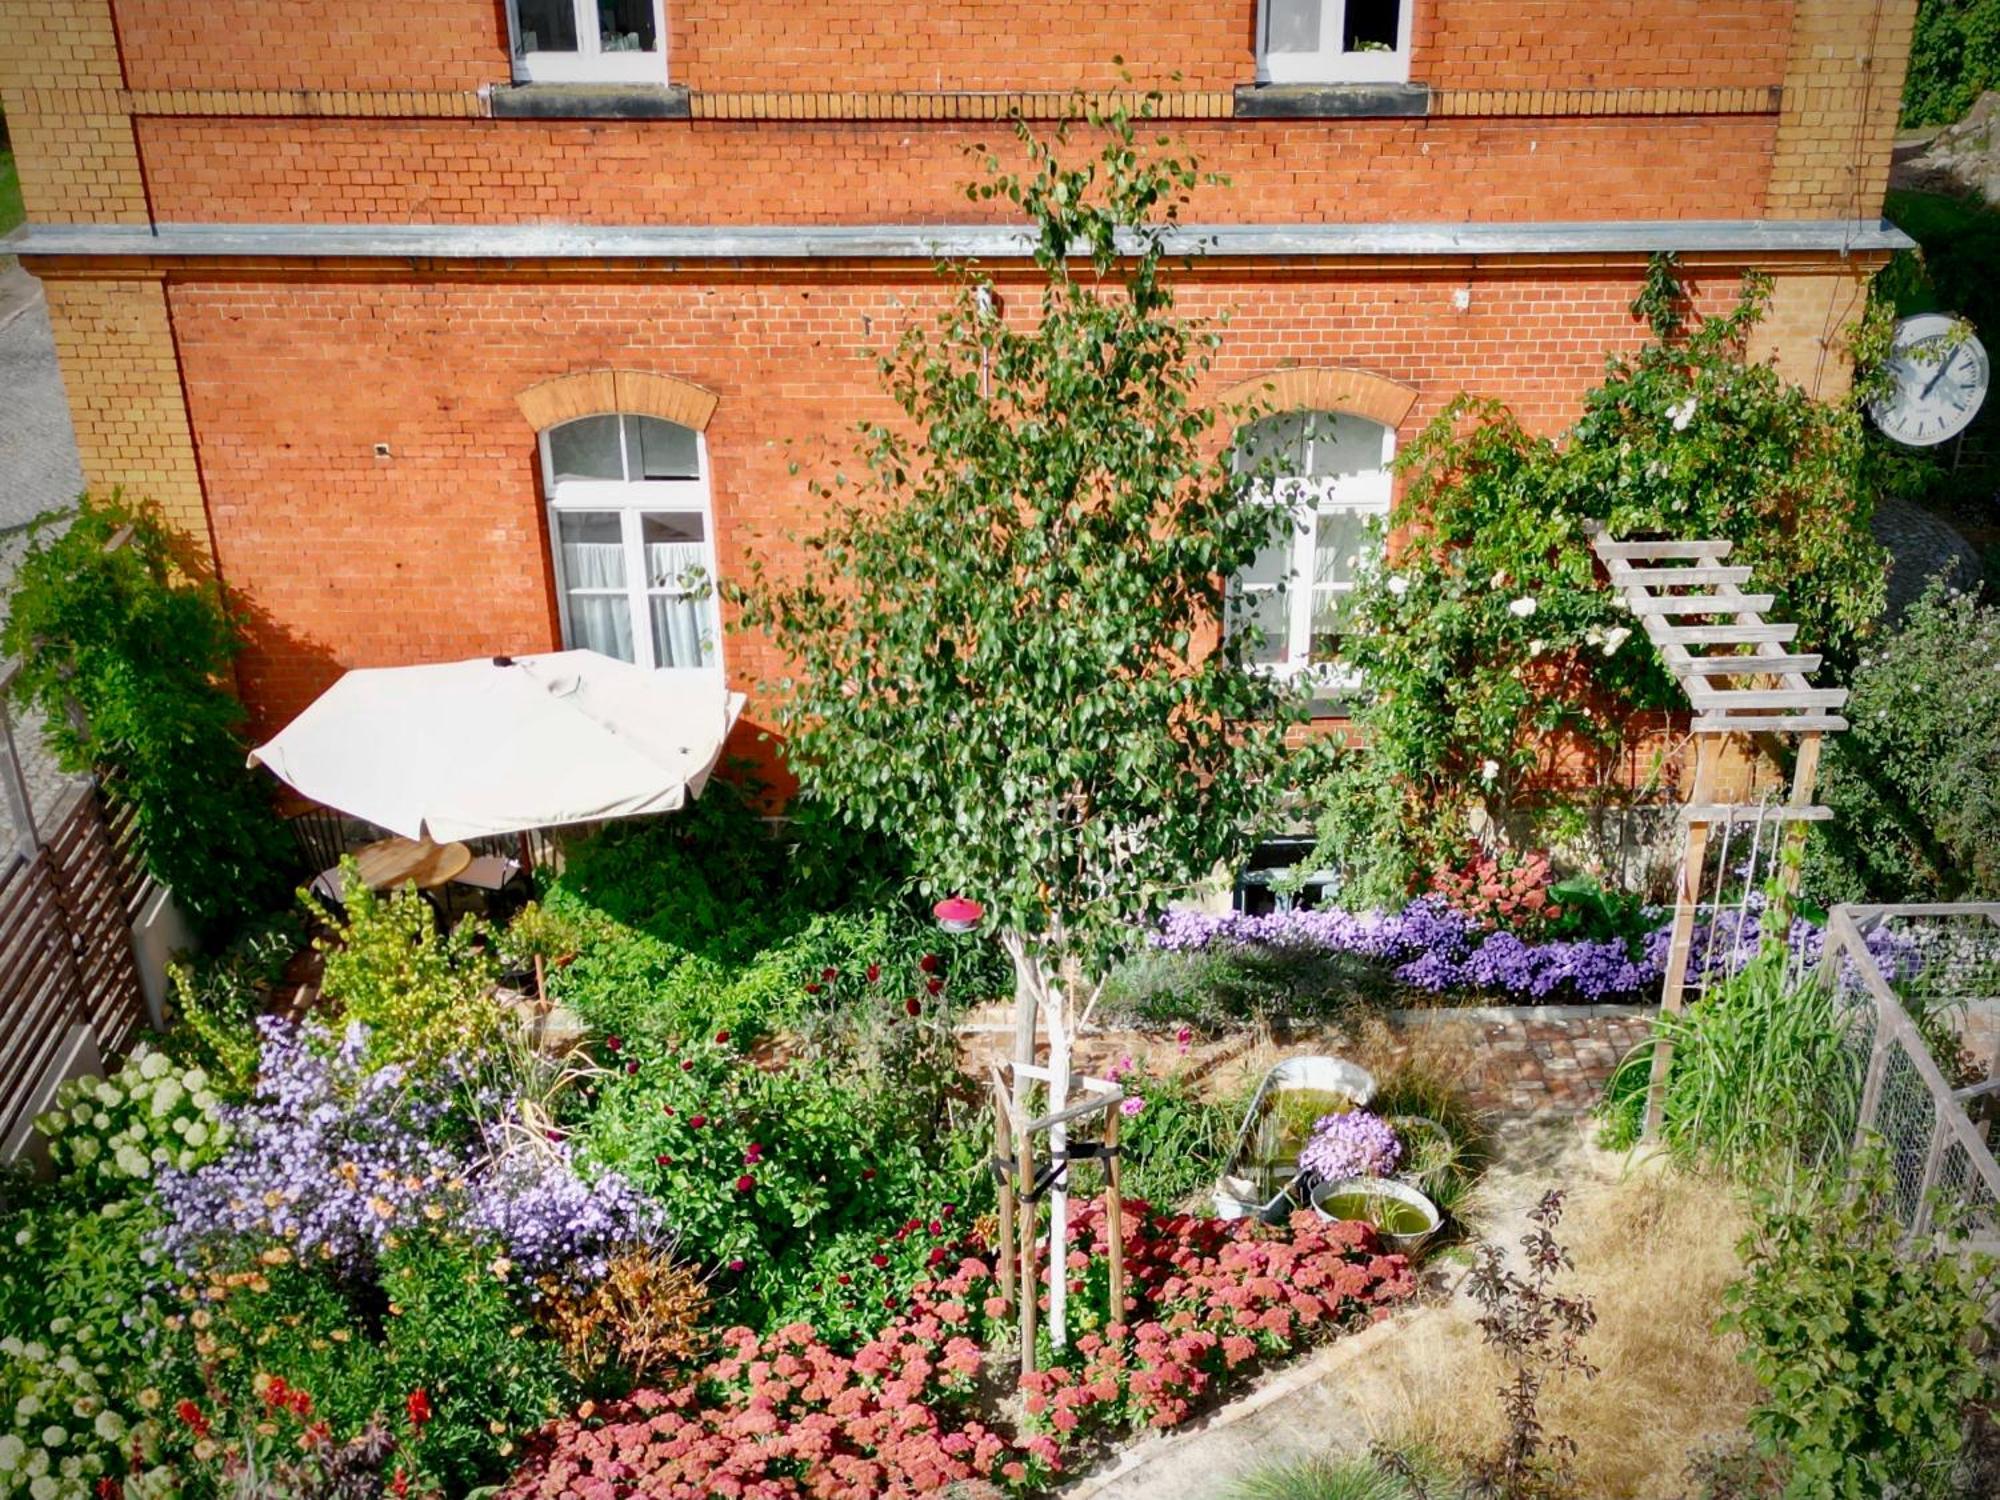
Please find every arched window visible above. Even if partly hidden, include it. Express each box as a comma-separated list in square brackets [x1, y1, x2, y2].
[541, 412, 720, 673]
[1229, 410, 1394, 682]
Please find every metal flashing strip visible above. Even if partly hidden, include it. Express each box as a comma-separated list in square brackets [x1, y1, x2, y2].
[1, 218, 1915, 262]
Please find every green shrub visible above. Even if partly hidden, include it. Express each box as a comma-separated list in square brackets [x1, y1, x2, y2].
[1098, 941, 1388, 1032]
[1599, 957, 1863, 1175]
[1720, 1154, 1998, 1499]
[0, 1195, 164, 1372]
[312, 865, 505, 1073]
[1806, 581, 2000, 903]
[1902, 0, 2000, 127]
[1115, 1058, 1245, 1210]
[0, 494, 293, 939]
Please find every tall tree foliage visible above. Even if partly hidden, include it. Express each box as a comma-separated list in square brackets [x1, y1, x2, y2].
[3, 495, 292, 937]
[738, 100, 1307, 1337]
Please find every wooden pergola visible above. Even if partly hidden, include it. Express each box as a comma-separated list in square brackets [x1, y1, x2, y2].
[1590, 533, 1850, 1135]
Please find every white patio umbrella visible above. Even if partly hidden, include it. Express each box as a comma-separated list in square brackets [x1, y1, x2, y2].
[247, 650, 746, 842]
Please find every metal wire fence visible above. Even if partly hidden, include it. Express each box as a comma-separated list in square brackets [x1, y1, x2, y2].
[1822, 904, 2000, 1253]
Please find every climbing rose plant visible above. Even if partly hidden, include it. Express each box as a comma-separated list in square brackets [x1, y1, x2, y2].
[1319, 259, 1886, 880]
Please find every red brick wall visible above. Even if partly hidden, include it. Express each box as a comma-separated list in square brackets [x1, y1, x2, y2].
[114, 0, 510, 92]
[169, 263, 1753, 757]
[1417, 0, 1793, 90]
[137, 114, 1775, 225]
[107, 0, 1795, 96]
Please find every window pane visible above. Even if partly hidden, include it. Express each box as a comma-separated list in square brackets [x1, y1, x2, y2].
[599, 0, 657, 52]
[1266, 0, 1322, 53]
[1312, 509, 1373, 587]
[1309, 588, 1356, 663]
[1240, 532, 1294, 590]
[1343, 0, 1401, 51]
[556, 511, 633, 662]
[1233, 412, 1311, 475]
[1304, 412, 1387, 479]
[629, 417, 701, 481]
[650, 595, 715, 669]
[549, 415, 624, 483]
[1233, 587, 1291, 665]
[514, 0, 579, 55]
[641, 512, 707, 590]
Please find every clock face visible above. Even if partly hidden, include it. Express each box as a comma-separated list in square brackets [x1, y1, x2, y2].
[1871, 313, 1990, 448]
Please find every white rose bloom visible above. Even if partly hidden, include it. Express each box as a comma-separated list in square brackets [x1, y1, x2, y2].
[1480, 759, 1501, 782]
[1386, 575, 1410, 597]
[1508, 597, 1538, 618]
[1667, 396, 1698, 430]
[1528, 638, 1546, 656]
[1603, 626, 1632, 655]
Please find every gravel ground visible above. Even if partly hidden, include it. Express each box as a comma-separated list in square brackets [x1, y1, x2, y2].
[0, 263, 89, 851]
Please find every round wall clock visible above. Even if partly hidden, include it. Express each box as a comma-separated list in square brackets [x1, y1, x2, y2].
[1870, 312, 1990, 448]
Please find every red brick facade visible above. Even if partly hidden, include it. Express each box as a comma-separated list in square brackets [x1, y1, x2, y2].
[0, 0, 1914, 777]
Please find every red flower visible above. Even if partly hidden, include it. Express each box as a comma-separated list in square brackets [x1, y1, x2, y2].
[928, 1220, 942, 1235]
[605, 1035, 623, 1052]
[925, 977, 944, 995]
[736, 1175, 757, 1193]
[862, 1167, 877, 1180]
[714, 1030, 730, 1044]
[390, 1471, 410, 1499]
[918, 953, 941, 974]
[656, 1153, 673, 1166]
[406, 1389, 431, 1429]
[905, 998, 923, 1017]
[804, 982, 823, 995]
[866, 963, 882, 984]
[688, 1114, 707, 1129]
[871, 1253, 889, 1268]
[174, 1399, 209, 1438]
[680, 1059, 694, 1072]
[927, 1246, 948, 1266]
[941, 1204, 956, 1218]
[837, 1273, 852, 1285]
[728, 1257, 746, 1272]
[821, 967, 838, 982]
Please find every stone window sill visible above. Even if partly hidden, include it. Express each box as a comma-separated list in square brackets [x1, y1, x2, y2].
[1233, 83, 1430, 119]
[489, 83, 690, 120]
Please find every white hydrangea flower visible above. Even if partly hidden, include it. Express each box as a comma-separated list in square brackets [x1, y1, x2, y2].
[92, 1412, 125, 1444]
[0, 1434, 23, 1471]
[113, 1146, 150, 1179]
[136, 1051, 170, 1082]
[28, 1473, 56, 1500]
[39, 1427, 65, 1450]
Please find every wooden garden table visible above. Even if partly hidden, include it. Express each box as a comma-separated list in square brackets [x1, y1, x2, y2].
[351, 836, 473, 892]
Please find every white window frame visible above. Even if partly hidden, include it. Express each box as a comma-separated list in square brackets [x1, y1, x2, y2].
[506, 0, 668, 84]
[541, 414, 723, 677]
[1255, 0, 1415, 85]
[1231, 413, 1396, 695]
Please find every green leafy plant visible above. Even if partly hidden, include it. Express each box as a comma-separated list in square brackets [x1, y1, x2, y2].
[1221, 1453, 1416, 1500]
[1806, 580, 2000, 903]
[1323, 260, 1884, 880]
[1719, 1152, 1998, 1499]
[1, 493, 293, 938]
[1901, 0, 2000, 127]
[311, 863, 505, 1073]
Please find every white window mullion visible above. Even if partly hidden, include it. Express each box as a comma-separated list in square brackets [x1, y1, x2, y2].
[620, 510, 656, 669]
[1287, 515, 1315, 667]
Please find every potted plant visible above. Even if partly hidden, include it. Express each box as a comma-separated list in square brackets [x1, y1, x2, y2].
[1214, 1056, 1374, 1220]
[1309, 1176, 1442, 1255]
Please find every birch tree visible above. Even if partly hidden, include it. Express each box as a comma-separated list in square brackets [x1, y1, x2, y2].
[737, 98, 1308, 1345]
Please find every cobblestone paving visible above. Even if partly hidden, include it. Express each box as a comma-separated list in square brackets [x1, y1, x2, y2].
[1389, 1008, 1655, 1116]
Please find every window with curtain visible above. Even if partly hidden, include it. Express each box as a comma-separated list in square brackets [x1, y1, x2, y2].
[542, 412, 720, 673]
[1257, 0, 1414, 84]
[509, 0, 666, 83]
[1227, 410, 1394, 688]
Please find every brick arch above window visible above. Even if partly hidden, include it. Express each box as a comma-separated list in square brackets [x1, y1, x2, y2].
[1215, 367, 1419, 430]
[515, 369, 720, 434]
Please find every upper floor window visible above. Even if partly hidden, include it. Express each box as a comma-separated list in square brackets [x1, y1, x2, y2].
[541, 413, 720, 674]
[508, 0, 667, 84]
[1228, 410, 1394, 687]
[1257, 0, 1413, 84]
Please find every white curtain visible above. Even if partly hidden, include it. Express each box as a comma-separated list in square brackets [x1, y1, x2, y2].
[646, 540, 711, 669]
[561, 541, 634, 663]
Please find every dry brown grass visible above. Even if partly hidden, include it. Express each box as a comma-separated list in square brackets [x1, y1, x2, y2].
[1359, 1164, 1758, 1499]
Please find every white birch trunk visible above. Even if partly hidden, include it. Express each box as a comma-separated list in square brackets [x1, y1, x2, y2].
[1000, 932, 1077, 1350]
